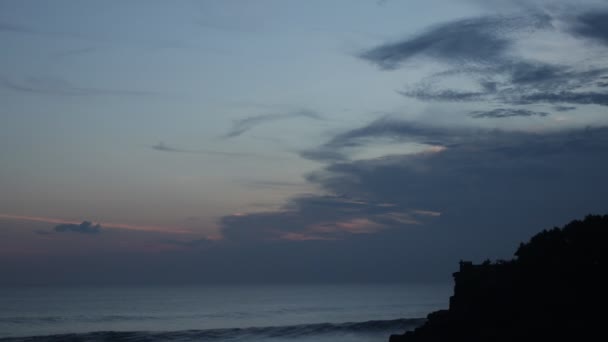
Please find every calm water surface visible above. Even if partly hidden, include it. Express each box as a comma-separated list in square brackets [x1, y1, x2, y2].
[0, 283, 450, 341]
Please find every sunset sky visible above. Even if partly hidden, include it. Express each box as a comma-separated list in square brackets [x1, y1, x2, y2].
[2, 0, 608, 285]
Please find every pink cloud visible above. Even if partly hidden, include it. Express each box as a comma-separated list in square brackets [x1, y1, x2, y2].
[279, 232, 337, 241]
[309, 218, 386, 235]
[412, 209, 442, 217]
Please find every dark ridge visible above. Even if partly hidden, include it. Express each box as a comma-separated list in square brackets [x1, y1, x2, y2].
[390, 214, 608, 342]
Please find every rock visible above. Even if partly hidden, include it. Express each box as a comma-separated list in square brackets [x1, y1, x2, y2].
[390, 214, 608, 342]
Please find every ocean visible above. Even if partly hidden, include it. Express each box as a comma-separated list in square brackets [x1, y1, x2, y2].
[0, 283, 450, 342]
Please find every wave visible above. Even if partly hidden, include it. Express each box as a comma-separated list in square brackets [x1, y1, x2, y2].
[0, 314, 176, 324]
[0, 318, 425, 342]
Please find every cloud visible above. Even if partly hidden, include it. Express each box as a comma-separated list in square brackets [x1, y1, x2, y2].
[224, 109, 322, 138]
[54, 221, 101, 234]
[319, 131, 594, 197]
[301, 117, 468, 162]
[52, 47, 97, 59]
[152, 142, 188, 153]
[361, 8, 608, 108]
[302, 120, 608, 210]
[515, 91, 608, 106]
[219, 194, 432, 243]
[0, 18, 188, 49]
[570, 10, 608, 45]
[0, 213, 190, 234]
[151, 142, 256, 158]
[1, 76, 155, 97]
[469, 108, 549, 118]
[399, 88, 487, 102]
[220, 190, 436, 244]
[553, 105, 577, 112]
[0, 21, 34, 34]
[220, 115, 608, 271]
[8, 124, 608, 284]
[359, 15, 549, 69]
[400, 60, 608, 106]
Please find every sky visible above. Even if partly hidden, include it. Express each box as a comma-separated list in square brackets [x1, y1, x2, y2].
[1, 0, 608, 285]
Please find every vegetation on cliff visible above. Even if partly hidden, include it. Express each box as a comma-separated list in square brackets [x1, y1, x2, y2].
[391, 215, 608, 341]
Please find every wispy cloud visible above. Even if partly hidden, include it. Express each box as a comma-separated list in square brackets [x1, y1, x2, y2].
[224, 109, 322, 138]
[553, 106, 577, 112]
[151, 142, 191, 153]
[52, 47, 97, 59]
[0, 21, 35, 34]
[1, 76, 155, 97]
[151, 142, 256, 158]
[0, 19, 186, 49]
[469, 108, 549, 118]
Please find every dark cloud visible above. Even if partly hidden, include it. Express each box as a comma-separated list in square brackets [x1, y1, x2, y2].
[219, 119, 608, 281]
[54, 221, 101, 234]
[469, 108, 549, 118]
[224, 109, 322, 138]
[312, 127, 608, 203]
[570, 11, 608, 45]
[328, 118, 458, 146]
[515, 91, 608, 106]
[301, 118, 468, 162]
[509, 62, 602, 88]
[401, 62, 608, 107]
[220, 194, 428, 243]
[359, 15, 549, 69]
[361, 9, 608, 108]
[307, 118, 608, 164]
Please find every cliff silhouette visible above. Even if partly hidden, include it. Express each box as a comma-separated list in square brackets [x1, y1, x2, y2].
[390, 214, 608, 342]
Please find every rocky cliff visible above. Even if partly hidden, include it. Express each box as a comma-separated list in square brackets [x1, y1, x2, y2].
[390, 214, 608, 341]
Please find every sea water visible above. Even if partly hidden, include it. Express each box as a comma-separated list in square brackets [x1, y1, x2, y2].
[0, 283, 450, 341]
